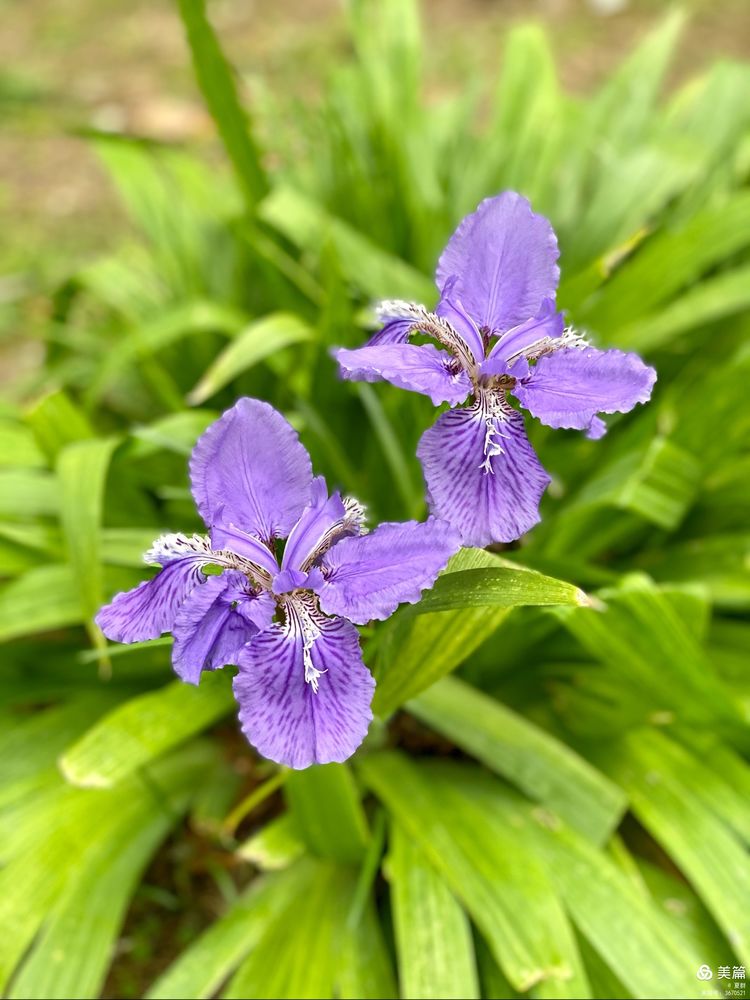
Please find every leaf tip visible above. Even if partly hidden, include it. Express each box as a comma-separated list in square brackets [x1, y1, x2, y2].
[575, 589, 605, 611]
[186, 385, 207, 407]
[58, 753, 111, 789]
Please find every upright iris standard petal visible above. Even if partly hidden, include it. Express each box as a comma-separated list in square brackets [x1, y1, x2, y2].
[96, 549, 209, 643]
[512, 347, 657, 433]
[171, 572, 275, 684]
[482, 299, 564, 375]
[281, 481, 346, 574]
[315, 518, 461, 624]
[436, 192, 560, 334]
[209, 523, 279, 579]
[435, 278, 486, 363]
[272, 568, 307, 594]
[417, 402, 551, 548]
[334, 343, 472, 407]
[190, 398, 313, 543]
[234, 611, 375, 769]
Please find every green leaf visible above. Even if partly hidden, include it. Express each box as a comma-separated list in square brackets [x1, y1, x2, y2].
[223, 860, 357, 999]
[128, 410, 218, 458]
[589, 10, 685, 151]
[0, 419, 45, 469]
[597, 730, 750, 966]
[146, 866, 307, 1000]
[408, 676, 626, 845]
[0, 744, 213, 994]
[637, 859, 728, 973]
[639, 533, 750, 611]
[346, 0, 422, 122]
[0, 565, 81, 642]
[524, 813, 705, 1000]
[554, 437, 702, 545]
[337, 893, 397, 1000]
[175, 0, 267, 208]
[373, 549, 576, 716]
[614, 264, 750, 351]
[188, 312, 313, 404]
[0, 470, 59, 518]
[393, 758, 705, 1000]
[285, 763, 369, 864]
[412, 561, 588, 614]
[8, 795, 174, 999]
[236, 813, 306, 871]
[0, 695, 116, 814]
[558, 576, 743, 734]
[575, 936, 630, 1000]
[57, 436, 119, 646]
[25, 390, 93, 462]
[259, 186, 434, 302]
[0, 521, 60, 558]
[356, 383, 422, 517]
[101, 528, 165, 567]
[89, 300, 247, 403]
[582, 191, 750, 332]
[59, 672, 235, 788]
[463, 24, 559, 207]
[360, 753, 590, 997]
[475, 935, 522, 1000]
[0, 540, 41, 576]
[388, 821, 479, 999]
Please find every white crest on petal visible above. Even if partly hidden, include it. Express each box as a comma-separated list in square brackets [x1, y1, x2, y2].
[375, 299, 427, 323]
[375, 300, 477, 374]
[508, 324, 590, 365]
[298, 495, 368, 572]
[143, 531, 274, 590]
[143, 533, 214, 566]
[284, 593, 328, 693]
[343, 496, 367, 535]
[475, 390, 516, 476]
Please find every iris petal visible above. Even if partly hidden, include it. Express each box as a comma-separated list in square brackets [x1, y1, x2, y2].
[96, 559, 206, 644]
[435, 279, 486, 363]
[172, 572, 274, 684]
[281, 478, 346, 573]
[482, 299, 564, 374]
[512, 347, 657, 432]
[190, 398, 313, 544]
[234, 607, 374, 769]
[316, 518, 461, 624]
[417, 401, 551, 547]
[334, 343, 471, 407]
[436, 192, 560, 334]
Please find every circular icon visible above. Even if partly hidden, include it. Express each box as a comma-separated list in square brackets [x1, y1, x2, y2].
[696, 965, 713, 981]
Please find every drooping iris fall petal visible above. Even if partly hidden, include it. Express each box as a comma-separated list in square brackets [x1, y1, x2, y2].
[234, 610, 375, 769]
[171, 572, 275, 684]
[417, 402, 551, 548]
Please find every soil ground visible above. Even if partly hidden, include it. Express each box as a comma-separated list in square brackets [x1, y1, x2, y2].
[2, 0, 749, 289]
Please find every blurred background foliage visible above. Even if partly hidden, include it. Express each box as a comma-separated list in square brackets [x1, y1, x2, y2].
[1, 0, 749, 997]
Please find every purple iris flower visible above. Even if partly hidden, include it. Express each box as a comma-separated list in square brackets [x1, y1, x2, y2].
[334, 192, 656, 547]
[96, 399, 460, 769]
